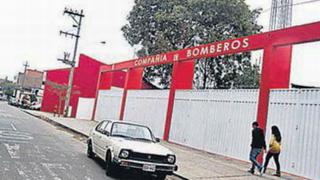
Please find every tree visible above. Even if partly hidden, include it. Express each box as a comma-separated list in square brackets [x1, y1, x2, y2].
[0, 81, 16, 99]
[122, 0, 262, 89]
[194, 53, 261, 89]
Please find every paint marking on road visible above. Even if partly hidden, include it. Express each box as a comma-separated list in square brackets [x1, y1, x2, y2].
[84, 176, 93, 180]
[4, 143, 20, 159]
[17, 169, 29, 179]
[0, 112, 13, 118]
[0, 128, 13, 131]
[0, 130, 33, 141]
[0, 139, 30, 144]
[11, 123, 17, 131]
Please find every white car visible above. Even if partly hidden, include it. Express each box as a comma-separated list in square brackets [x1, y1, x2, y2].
[87, 120, 178, 179]
[30, 103, 41, 110]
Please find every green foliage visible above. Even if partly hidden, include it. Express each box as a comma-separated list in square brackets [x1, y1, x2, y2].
[0, 81, 16, 97]
[4, 89, 14, 97]
[122, 0, 262, 89]
[194, 53, 261, 89]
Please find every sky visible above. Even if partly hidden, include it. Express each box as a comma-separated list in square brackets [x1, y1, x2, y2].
[0, 0, 320, 86]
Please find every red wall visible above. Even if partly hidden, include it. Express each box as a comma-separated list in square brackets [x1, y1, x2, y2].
[112, 71, 126, 88]
[41, 68, 70, 115]
[41, 53, 154, 118]
[41, 54, 107, 117]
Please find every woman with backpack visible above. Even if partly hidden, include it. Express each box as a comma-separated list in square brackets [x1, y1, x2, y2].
[263, 125, 282, 177]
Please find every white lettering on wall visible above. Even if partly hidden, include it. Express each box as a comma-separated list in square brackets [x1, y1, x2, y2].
[242, 38, 249, 48]
[231, 40, 241, 50]
[134, 38, 250, 66]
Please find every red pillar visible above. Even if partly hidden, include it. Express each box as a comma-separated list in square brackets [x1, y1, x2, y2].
[257, 45, 292, 130]
[91, 70, 113, 120]
[163, 60, 195, 141]
[119, 67, 144, 120]
[256, 45, 292, 162]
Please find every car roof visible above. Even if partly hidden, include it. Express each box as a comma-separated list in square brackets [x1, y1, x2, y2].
[99, 119, 149, 127]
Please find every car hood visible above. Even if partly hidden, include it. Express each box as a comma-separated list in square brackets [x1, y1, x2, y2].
[111, 137, 173, 155]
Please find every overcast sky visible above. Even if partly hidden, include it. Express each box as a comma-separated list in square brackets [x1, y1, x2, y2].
[0, 0, 320, 86]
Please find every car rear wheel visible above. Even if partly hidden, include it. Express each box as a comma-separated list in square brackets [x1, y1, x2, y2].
[105, 152, 118, 176]
[87, 140, 94, 158]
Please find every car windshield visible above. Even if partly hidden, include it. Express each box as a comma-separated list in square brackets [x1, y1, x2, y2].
[111, 122, 153, 141]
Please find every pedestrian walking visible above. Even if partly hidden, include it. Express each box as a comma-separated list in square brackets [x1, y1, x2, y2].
[248, 121, 266, 175]
[263, 125, 282, 177]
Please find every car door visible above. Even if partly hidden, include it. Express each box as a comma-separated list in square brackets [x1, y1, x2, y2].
[92, 122, 103, 153]
[92, 121, 108, 158]
[99, 121, 112, 158]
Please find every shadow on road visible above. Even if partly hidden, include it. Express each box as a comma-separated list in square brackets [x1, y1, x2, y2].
[92, 156, 165, 180]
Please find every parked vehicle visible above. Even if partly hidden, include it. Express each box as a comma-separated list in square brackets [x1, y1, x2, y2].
[0, 95, 7, 101]
[30, 102, 41, 110]
[87, 120, 178, 179]
[20, 94, 31, 109]
[8, 97, 19, 107]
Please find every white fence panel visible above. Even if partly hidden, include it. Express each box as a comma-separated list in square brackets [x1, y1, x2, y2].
[76, 98, 95, 120]
[267, 89, 320, 180]
[170, 89, 259, 161]
[124, 90, 169, 138]
[95, 90, 123, 121]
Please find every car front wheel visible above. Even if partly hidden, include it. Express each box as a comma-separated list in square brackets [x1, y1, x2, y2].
[105, 152, 118, 177]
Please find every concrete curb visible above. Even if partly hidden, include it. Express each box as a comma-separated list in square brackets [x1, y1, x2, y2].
[172, 173, 188, 180]
[23, 110, 89, 138]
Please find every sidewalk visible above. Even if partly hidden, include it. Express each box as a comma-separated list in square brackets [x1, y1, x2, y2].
[24, 110, 300, 180]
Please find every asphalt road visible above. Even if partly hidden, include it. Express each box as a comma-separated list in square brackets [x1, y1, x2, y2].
[0, 102, 175, 180]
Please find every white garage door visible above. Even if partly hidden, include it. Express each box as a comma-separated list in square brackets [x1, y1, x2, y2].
[76, 98, 95, 120]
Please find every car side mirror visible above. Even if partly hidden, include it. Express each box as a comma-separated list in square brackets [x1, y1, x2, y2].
[103, 130, 110, 136]
[155, 138, 160, 143]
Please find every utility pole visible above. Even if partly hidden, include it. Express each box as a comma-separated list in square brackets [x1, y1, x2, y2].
[22, 61, 29, 89]
[58, 8, 84, 117]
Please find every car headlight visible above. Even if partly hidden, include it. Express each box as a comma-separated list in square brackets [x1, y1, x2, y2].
[167, 155, 175, 164]
[119, 150, 130, 158]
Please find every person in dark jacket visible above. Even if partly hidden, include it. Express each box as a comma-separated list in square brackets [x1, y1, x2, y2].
[248, 121, 266, 175]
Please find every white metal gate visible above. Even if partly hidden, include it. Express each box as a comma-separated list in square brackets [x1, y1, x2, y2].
[95, 90, 123, 121]
[169, 89, 259, 161]
[267, 89, 320, 179]
[76, 97, 95, 120]
[123, 90, 169, 138]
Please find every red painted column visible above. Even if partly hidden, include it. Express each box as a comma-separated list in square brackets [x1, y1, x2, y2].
[91, 70, 113, 120]
[119, 67, 144, 120]
[257, 45, 292, 130]
[163, 60, 195, 141]
[256, 45, 292, 162]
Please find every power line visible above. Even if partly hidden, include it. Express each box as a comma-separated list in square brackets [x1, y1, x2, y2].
[262, 0, 320, 13]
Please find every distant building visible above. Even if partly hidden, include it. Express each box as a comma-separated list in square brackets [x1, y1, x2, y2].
[14, 69, 44, 105]
[17, 69, 44, 90]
